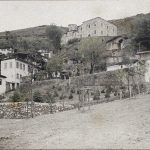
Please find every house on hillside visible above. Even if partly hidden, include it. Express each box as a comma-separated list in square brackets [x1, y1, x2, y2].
[0, 75, 6, 95]
[106, 35, 131, 71]
[38, 49, 53, 59]
[136, 51, 150, 82]
[61, 17, 117, 44]
[0, 48, 14, 56]
[0, 58, 38, 92]
[13, 52, 46, 70]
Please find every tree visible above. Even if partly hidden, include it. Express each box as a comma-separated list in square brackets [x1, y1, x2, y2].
[79, 38, 106, 74]
[11, 91, 21, 102]
[46, 24, 63, 53]
[132, 19, 150, 51]
[45, 91, 55, 113]
[33, 91, 43, 103]
[46, 55, 64, 78]
[5, 31, 18, 50]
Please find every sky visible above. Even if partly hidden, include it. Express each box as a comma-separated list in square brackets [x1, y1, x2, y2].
[0, 0, 150, 32]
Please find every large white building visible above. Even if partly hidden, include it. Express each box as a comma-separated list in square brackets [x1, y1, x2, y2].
[0, 75, 6, 95]
[61, 17, 117, 44]
[0, 58, 38, 92]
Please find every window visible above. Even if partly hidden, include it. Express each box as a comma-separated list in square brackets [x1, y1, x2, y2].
[101, 23, 103, 27]
[107, 26, 108, 29]
[10, 62, 12, 68]
[4, 63, 7, 69]
[20, 63, 22, 70]
[0, 79, 2, 85]
[20, 74, 22, 79]
[23, 64, 25, 71]
[44, 54, 49, 58]
[16, 73, 19, 79]
[101, 31, 103, 35]
[89, 25, 90, 28]
[88, 34, 91, 37]
[16, 62, 19, 68]
[94, 30, 96, 34]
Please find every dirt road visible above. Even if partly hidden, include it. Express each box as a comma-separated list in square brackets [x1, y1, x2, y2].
[1, 95, 150, 149]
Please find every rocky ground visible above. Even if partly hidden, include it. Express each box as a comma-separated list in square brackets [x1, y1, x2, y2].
[0, 94, 150, 149]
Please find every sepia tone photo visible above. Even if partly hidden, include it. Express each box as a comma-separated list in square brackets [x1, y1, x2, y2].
[0, 0, 150, 149]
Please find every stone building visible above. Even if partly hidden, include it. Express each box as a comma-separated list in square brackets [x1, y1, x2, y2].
[106, 35, 129, 71]
[61, 17, 117, 44]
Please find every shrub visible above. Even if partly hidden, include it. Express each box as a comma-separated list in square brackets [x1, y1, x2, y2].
[60, 94, 65, 100]
[57, 86, 62, 91]
[0, 95, 5, 100]
[68, 93, 73, 99]
[77, 90, 80, 95]
[53, 90, 59, 97]
[93, 95, 100, 100]
[105, 86, 112, 98]
[105, 92, 110, 98]
[93, 90, 100, 100]
[67, 38, 80, 45]
[70, 88, 75, 94]
[101, 89, 105, 93]
[52, 85, 55, 89]
[91, 92, 94, 96]
[11, 91, 21, 102]
[33, 91, 43, 102]
[45, 91, 55, 103]
[105, 89, 111, 98]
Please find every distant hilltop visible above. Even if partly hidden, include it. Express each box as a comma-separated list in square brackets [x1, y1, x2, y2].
[0, 12, 150, 49]
[109, 13, 150, 35]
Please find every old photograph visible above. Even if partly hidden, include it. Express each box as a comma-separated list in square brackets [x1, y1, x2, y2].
[0, 0, 150, 149]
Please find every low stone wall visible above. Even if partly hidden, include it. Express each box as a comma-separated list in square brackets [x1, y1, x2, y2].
[0, 102, 74, 119]
[0, 96, 123, 119]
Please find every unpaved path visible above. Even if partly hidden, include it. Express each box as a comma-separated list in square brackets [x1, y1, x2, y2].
[1, 95, 150, 149]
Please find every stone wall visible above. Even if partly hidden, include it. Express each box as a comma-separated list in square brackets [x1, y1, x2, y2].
[70, 70, 145, 88]
[0, 102, 74, 119]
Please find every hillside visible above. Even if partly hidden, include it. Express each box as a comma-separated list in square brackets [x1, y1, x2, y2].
[0, 25, 67, 50]
[110, 13, 150, 35]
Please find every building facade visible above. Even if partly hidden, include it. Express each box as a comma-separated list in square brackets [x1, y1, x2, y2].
[0, 58, 38, 91]
[61, 17, 117, 44]
[106, 36, 128, 71]
[0, 75, 6, 95]
[38, 49, 53, 59]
